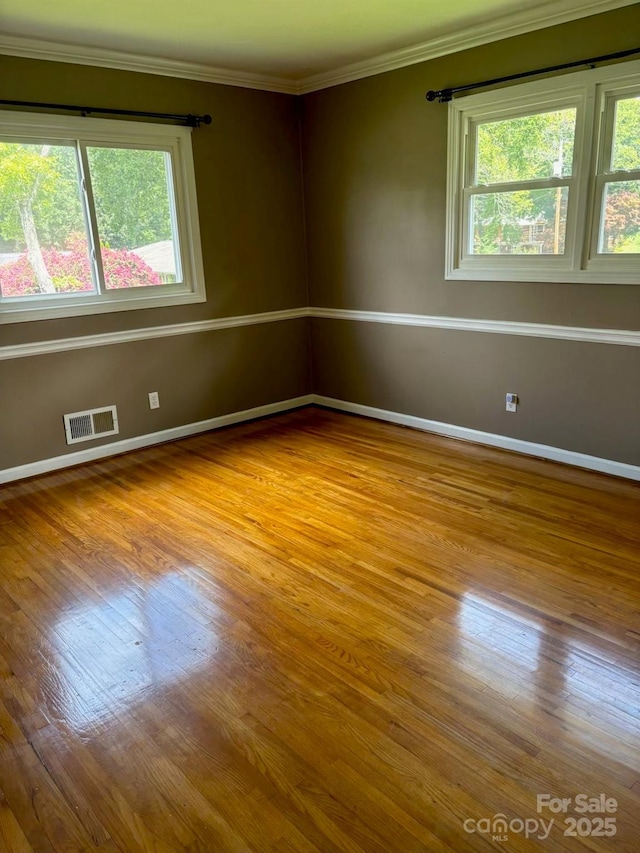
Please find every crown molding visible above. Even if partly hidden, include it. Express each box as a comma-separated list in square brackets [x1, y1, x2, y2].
[0, 1, 635, 96]
[0, 34, 298, 94]
[296, 0, 637, 93]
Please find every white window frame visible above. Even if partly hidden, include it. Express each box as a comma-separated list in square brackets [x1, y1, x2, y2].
[445, 58, 640, 284]
[0, 111, 206, 323]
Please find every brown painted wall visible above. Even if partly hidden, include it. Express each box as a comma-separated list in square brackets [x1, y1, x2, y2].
[311, 318, 640, 465]
[301, 6, 640, 465]
[1, 319, 309, 470]
[3, 5, 640, 474]
[0, 56, 311, 468]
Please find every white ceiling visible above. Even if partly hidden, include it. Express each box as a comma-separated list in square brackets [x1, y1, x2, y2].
[0, 0, 635, 91]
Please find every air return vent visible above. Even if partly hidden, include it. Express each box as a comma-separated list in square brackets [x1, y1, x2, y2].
[63, 405, 119, 445]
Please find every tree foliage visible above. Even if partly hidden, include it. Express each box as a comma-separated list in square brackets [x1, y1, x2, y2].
[612, 97, 640, 171]
[473, 108, 575, 254]
[0, 141, 172, 296]
[0, 143, 60, 241]
[473, 98, 640, 254]
[87, 147, 172, 249]
[603, 186, 640, 251]
[476, 108, 576, 186]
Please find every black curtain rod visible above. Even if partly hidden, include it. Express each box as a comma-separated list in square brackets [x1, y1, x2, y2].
[0, 98, 212, 127]
[425, 46, 640, 103]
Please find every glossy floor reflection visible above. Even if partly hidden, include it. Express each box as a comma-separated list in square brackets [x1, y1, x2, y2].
[457, 592, 639, 766]
[50, 575, 220, 732]
[0, 407, 638, 852]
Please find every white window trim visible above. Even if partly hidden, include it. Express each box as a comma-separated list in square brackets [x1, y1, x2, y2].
[0, 111, 206, 323]
[445, 58, 640, 284]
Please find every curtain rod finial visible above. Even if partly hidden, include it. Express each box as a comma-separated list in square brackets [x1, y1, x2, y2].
[187, 114, 212, 127]
[425, 89, 452, 103]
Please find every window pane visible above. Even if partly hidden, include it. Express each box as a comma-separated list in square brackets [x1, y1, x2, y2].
[599, 181, 640, 253]
[470, 187, 569, 255]
[611, 96, 640, 172]
[475, 108, 576, 184]
[0, 142, 93, 298]
[87, 147, 180, 290]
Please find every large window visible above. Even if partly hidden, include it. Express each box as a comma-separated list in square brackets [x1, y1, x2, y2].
[446, 60, 640, 283]
[0, 112, 205, 323]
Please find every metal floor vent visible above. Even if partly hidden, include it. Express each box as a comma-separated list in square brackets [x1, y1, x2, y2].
[63, 405, 119, 445]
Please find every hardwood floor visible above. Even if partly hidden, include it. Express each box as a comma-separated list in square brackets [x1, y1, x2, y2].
[0, 406, 638, 852]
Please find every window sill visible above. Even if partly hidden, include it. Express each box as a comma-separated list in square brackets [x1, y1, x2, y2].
[0, 287, 207, 324]
[446, 268, 640, 285]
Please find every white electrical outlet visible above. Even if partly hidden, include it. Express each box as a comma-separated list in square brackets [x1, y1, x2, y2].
[506, 393, 518, 413]
[148, 391, 160, 410]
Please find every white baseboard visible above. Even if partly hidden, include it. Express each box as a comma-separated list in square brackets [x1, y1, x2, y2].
[0, 395, 313, 485]
[3, 392, 638, 486]
[311, 395, 640, 482]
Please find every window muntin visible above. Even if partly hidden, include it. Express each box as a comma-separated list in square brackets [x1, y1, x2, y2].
[446, 61, 640, 283]
[0, 112, 205, 322]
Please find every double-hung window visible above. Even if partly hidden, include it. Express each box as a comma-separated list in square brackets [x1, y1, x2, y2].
[446, 59, 640, 283]
[0, 111, 206, 323]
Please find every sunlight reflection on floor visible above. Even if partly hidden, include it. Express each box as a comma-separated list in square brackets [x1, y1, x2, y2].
[50, 573, 219, 731]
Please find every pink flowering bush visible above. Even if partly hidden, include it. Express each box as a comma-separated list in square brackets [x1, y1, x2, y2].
[102, 250, 162, 291]
[0, 237, 161, 297]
